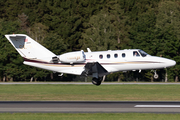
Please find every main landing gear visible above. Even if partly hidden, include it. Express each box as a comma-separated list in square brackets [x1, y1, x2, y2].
[92, 77, 103, 86]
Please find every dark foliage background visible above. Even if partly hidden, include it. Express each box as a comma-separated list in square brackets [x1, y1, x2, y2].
[0, 0, 179, 82]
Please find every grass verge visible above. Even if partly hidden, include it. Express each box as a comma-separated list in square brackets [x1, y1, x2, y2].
[0, 84, 180, 101]
[0, 113, 180, 120]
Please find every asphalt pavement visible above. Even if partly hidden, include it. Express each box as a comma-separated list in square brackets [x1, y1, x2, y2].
[1, 101, 180, 113]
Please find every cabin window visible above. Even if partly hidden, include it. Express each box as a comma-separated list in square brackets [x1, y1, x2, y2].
[122, 53, 126, 57]
[114, 53, 118, 58]
[99, 55, 103, 59]
[133, 51, 140, 57]
[107, 54, 110, 59]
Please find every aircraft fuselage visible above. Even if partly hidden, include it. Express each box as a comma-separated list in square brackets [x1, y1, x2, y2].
[24, 49, 176, 76]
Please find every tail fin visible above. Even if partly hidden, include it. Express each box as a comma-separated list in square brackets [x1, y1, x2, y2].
[5, 34, 56, 59]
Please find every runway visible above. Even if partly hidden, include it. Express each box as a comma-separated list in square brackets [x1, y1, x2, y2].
[1, 101, 180, 113]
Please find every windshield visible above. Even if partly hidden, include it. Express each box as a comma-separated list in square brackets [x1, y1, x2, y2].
[138, 50, 149, 57]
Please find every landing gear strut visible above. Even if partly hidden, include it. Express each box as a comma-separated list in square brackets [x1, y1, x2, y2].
[92, 77, 103, 86]
[152, 70, 159, 79]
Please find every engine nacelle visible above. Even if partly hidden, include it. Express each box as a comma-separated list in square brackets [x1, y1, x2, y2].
[59, 50, 86, 63]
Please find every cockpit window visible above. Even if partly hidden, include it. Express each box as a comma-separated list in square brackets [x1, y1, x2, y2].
[138, 50, 149, 57]
[133, 51, 140, 57]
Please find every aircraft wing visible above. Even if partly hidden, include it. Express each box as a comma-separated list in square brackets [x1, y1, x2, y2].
[81, 62, 108, 77]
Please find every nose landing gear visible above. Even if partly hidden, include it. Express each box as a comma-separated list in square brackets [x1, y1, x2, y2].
[152, 70, 159, 79]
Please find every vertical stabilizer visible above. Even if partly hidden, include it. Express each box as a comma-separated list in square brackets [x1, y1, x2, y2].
[5, 34, 56, 59]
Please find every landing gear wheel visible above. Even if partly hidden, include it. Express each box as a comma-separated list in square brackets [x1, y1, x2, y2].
[154, 73, 159, 79]
[92, 77, 103, 86]
[152, 70, 159, 79]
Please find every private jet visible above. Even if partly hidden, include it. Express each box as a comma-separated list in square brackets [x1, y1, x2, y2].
[5, 34, 176, 85]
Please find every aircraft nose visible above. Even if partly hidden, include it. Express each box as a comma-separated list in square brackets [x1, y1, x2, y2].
[165, 59, 176, 67]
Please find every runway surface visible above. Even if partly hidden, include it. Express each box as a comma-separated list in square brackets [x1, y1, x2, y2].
[1, 101, 180, 113]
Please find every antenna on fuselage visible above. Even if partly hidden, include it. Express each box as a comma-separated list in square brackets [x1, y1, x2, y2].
[87, 48, 91, 52]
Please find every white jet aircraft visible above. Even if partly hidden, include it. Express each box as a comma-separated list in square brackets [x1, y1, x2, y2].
[5, 34, 176, 85]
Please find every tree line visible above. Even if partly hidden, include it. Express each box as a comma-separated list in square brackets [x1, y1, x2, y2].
[0, 0, 179, 82]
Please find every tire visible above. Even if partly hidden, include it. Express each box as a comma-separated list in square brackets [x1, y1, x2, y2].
[92, 77, 102, 86]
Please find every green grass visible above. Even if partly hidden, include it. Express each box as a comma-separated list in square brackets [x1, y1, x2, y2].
[1, 84, 180, 120]
[0, 113, 180, 120]
[0, 84, 180, 101]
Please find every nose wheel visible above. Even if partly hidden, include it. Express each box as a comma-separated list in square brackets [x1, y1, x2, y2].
[152, 70, 158, 79]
